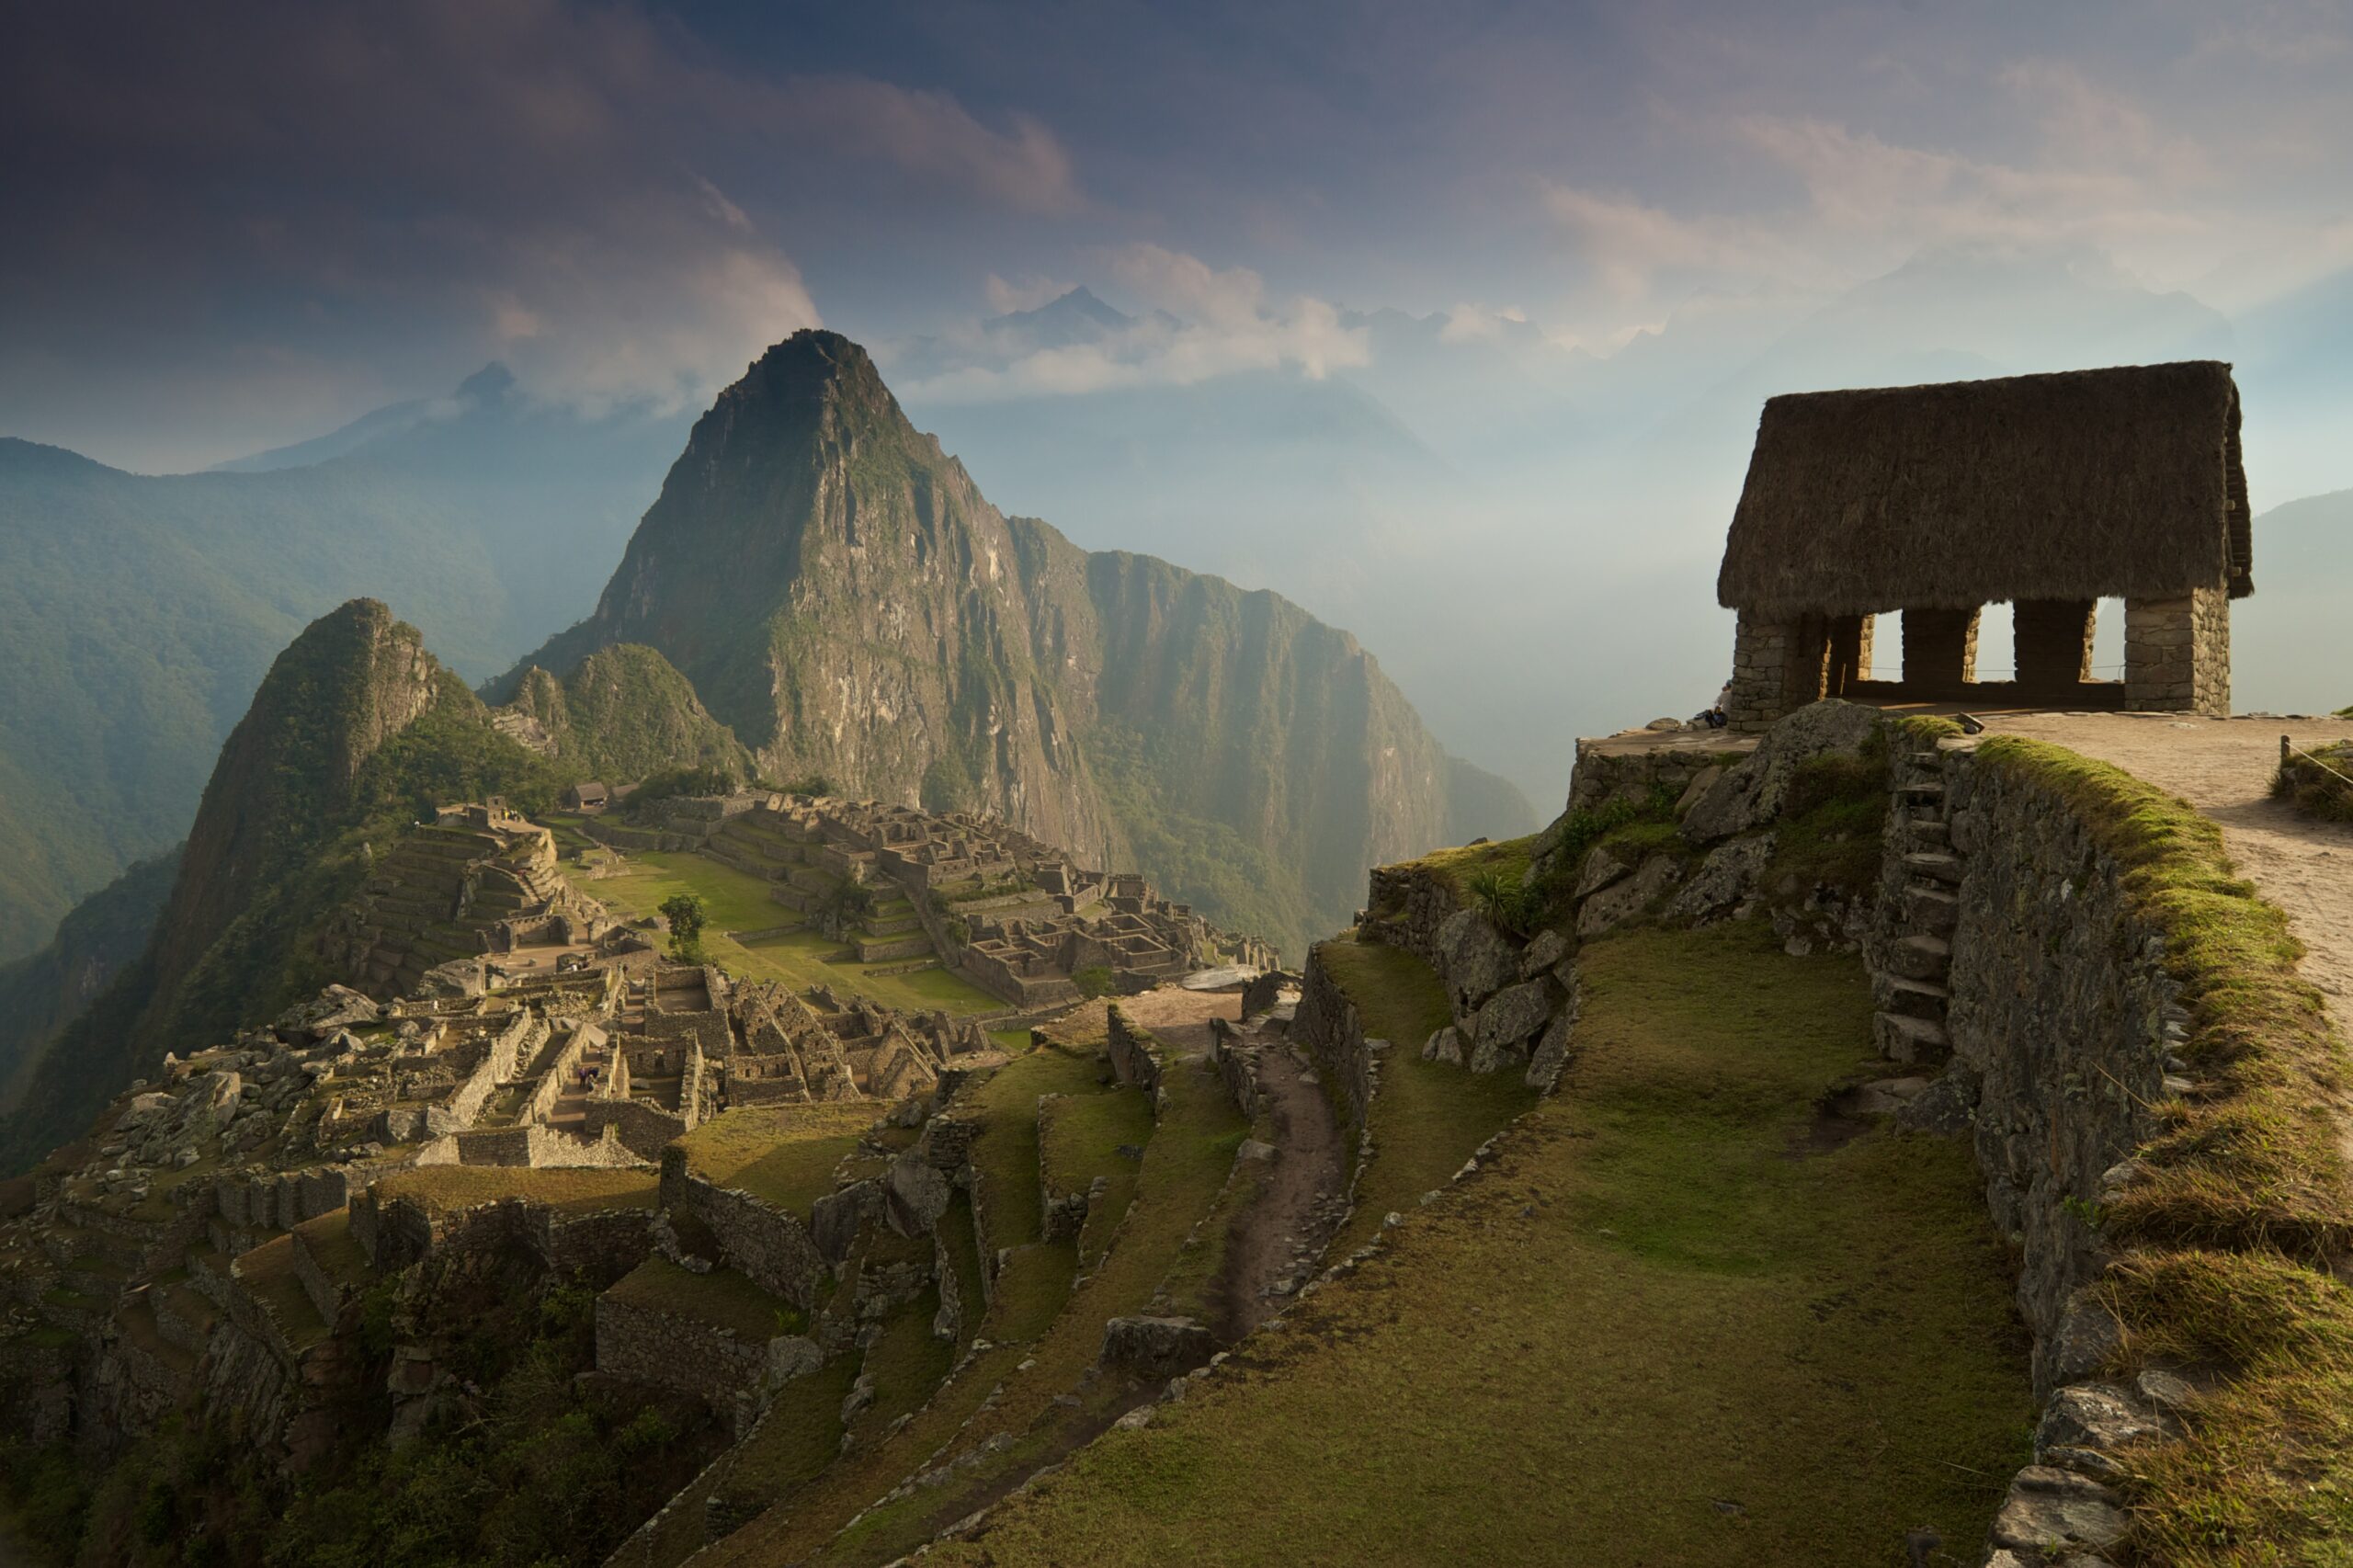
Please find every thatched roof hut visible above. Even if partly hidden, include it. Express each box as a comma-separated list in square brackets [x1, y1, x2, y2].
[1716, 361, 2250, 620]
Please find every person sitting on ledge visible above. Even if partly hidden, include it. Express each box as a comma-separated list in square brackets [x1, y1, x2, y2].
[1695, 678, 1732, 730]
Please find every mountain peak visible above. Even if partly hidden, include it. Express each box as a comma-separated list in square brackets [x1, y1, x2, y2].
[452, 361, 517, 404]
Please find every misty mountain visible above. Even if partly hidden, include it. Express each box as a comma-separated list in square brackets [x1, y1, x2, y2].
[0, 371, 690, 964]
[502, 330, 1531, 954]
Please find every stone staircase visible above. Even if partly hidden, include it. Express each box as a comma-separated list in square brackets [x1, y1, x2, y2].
[1873, 741, 1966, 1067]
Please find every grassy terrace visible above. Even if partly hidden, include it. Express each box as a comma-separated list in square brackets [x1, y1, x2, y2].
[579, 848, 1002, 1016]
[931, 922, 2034, 1568]
[370, 1165, 658, 1216]
[1039, 1086, 1154, 1268]
[608, 1256, 800, 1341]
[692, 1020, 1251, 1568]
[1314, 937, 1539, 1256]
[675, 1103, 879, 1216]
[233, 1234, 330, 1354]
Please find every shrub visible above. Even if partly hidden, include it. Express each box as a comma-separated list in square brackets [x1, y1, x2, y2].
[658, 892, 707, 961]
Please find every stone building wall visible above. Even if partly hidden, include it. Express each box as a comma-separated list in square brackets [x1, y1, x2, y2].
[585, 1098, 688, 1160]
[658, 1155, 831, 1311]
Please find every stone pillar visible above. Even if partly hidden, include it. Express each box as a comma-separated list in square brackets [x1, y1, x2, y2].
[2124, 587, 2230, 716]
[1826, 613, 1874, 695]
[1725, 611, 1792, 733]
[2014, 598, 2096, 692]
[1781, 612, 1833, 712]
[1901, 607, 1981, 699]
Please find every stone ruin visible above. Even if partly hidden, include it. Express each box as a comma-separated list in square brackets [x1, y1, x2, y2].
[591, 789, 1277, 1006]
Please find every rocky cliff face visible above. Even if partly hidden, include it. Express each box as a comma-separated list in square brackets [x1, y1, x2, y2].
[500, 331, 1531, 950]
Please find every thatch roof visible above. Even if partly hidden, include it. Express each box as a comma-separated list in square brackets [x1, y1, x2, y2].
[1717, 361, 2249, 618]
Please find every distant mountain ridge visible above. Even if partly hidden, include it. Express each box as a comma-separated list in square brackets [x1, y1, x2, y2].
[500, 329, 1532, 952]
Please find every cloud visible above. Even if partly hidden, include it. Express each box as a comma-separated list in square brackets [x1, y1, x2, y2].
[899, 245, 1370, 403]
[0, 0, 1083, 459]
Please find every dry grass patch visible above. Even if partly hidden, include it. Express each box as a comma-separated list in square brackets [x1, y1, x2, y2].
[676, 1103, 880, 1217]
[372, 1165, 657, 1217]
[607, 1256, 800, 1341]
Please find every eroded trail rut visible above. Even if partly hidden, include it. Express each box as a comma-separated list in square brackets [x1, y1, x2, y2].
[1223, 1049, 1346, 1337]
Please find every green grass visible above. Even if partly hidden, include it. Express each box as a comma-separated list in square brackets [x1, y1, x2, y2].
[2274, 739, 2353, 824]
[710, 1352, 862, 1516]
[606, 1256, 801, 1342]
[675, 1103, 878, 1217]
[695, 1039, 1249, 1568]
[927, 923, 2034, 1568]
[588, 850, 1001, 1015]
[1392, 832, 1540, 901]
[847, 1286, 956, 1447]
[1314, 937, 1540, 1257]
[1762, 748, 1890, 902]
[371, 1165, 657, 1217]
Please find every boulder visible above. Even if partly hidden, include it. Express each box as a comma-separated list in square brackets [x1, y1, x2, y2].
[1575, 857, 1683, 938]
[1525, 991, 1579, 1092]
[1989, 1467, 2126, 1555]
[1681, 699, 1882, 845]
[1421, 1028, 1463, 1065]
[1572, 845, 1634, 901]
[2036, 1385, 2172, 1458]
[1434, 908, 1518, 1016]
[1665, 834, 1776, 924]
[1473, 980, 1554, 1054]
[1518, 928, 1570, 980]
[1100, 1315, 1217, 1380]
[885, 1151, 952, 1236]
[811, 1180, 883, 1261]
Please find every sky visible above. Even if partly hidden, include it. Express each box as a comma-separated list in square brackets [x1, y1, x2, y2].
[5, 0, 2350, 799]
[7, 0, 2349, 471]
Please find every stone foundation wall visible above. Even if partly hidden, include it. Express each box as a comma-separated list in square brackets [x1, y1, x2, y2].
[1922, 748, 2179, 1389]
[594, 1290, 769, 1435]
[1290, 952, 1379, 1143]
[1104, 1007, 1163, 1098]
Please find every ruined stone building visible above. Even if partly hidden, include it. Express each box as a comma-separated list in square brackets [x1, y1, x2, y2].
[1716, 361, 2252, 729]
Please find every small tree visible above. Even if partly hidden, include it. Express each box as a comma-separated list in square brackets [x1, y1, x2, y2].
[659, 892, 708, 963]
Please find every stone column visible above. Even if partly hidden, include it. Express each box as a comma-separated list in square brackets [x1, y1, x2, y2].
[2124, 587, 2230, 716]
[1781, 612, 1833, 712]
[1725, 611, 1792, 732]
[1901, 607, 1981, 699]
[2014, 598, 2097, 692]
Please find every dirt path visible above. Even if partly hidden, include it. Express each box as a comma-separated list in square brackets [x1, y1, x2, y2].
[1221, 1046, 1347, 1337]
[1980, 712, 2353, 1041]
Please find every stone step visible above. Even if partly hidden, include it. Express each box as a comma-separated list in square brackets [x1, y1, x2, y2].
[1890, 934, 1952, 982]
[1909, 819, 1950, 848]
[1898, 779, 1947, 800]
[1907, 752, 1944, 767]
[1873, 1012, 1951, 1065]
[1874, 971, 1950, 1020]
[1903, 851, 1965, 885]
[1902, 885, 1960, 937]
